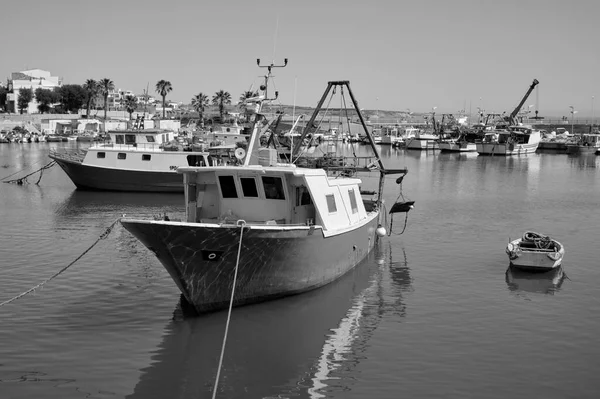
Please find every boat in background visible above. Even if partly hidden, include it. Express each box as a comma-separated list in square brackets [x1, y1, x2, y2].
[565, 133, 600, 154]
[49, 125, 213, 192]
[476, 125, 541, 155]
[506, 231, 565, 271]
[120, 62, 412, 314]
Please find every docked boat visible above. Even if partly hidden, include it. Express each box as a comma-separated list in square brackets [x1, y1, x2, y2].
[438, 131, 478, 152]
[405, 130, 439, 150]
[565, 133, 600, 154]
[49, 128, 213, 192]
[505, 231, 565, 271]
[476, 125, 541, 155]
[120, 62, 412, 313]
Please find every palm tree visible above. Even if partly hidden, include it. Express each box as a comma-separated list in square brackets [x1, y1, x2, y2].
[123, 95, 138, 121]
[155, 80, 172, 119]
[191, 92, 209, 125]
[212, 90, 231, 122]
[239, 90, 258, 122]
[83, 79, 99, 118]
[98, 78, 114, 121]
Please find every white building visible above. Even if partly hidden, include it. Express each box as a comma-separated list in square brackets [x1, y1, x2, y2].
[6, 69, 62, 114]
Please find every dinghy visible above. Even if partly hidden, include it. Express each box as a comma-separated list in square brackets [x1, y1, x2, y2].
[505, 231, 564, 271]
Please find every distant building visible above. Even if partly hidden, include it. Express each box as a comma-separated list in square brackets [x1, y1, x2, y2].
[6, 69, 62, 114]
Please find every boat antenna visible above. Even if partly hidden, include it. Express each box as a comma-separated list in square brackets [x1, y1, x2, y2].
[244, 59, 288, 166]
[272, 14, 279, 64]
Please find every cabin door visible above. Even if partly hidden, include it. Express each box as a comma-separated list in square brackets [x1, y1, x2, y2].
[293, 186, 315, 225]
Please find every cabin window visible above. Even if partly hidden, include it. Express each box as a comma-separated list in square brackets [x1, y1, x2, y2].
[146, 136, 155, 143]
[115, 135, 124, 144]
[326, 194, 337, 213]
[142, 154, 151, 161]
[187, 155, 205, 166]
[117, 153, 126, 160]
[97, 152, 106, 159]
[218, 175, 238, 198]
[349, 189, 358, 214]
[262, 176, 285, 200]
[240, 177, 259, 197]
[125, 134, 136, 144]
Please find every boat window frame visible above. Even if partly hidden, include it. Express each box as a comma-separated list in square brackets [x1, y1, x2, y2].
[142, 154, 151, 161]
[146, 135, 156, 143]
[117, 152, 127, 160]
[96, 152, 106, 159]
[125, 134, 136, 145]
[261, 176, 285, 200]
[348, 188, 358, 214]
[218, 175, 238, 199]
[326, 194, 337, 214]
[115, 135, 125, 144]
[240, 176, 259, 198]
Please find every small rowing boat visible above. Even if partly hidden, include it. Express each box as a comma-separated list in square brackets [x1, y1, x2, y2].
[505, 231, 565, 271]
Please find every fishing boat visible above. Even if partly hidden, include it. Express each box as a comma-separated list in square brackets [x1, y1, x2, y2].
[120, 61, 413, 313]
[505, 231, 565, 271]
[476, 125, 542, 155]
[565, 133, 600, 154]
[438, 131, 478, 152]
[49, 118, 214, 192]
[404, 130, 439, 150]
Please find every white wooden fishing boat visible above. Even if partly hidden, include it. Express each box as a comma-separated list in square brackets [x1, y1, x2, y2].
[120, 64, 413, 314]
[505, 231, 565, 271]
[49, 126, 213, 192]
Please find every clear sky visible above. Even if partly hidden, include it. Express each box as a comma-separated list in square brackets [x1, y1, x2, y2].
[1, 0, 598, 117]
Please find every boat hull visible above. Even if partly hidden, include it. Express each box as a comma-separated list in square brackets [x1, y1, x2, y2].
[476, 142, 539, 155]
[438, 142, 476, 152]
[505, 238, 564, 271]
[405, 138, 439, 150]
[50, 157, 184, 192]
[120, 216, 380, 313]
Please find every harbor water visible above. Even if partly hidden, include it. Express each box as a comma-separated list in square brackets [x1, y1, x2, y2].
[1, 142, 600, 398]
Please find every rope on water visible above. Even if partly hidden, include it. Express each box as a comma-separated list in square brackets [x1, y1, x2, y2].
[2, 160, 56, 185]
[0, 219, 119, 307]
[212, 220, 247, 399]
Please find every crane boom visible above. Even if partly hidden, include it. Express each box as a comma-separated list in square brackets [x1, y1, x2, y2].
[508, 79, 539, 125]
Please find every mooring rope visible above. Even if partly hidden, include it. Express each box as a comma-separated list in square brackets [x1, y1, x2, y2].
[2, 160, 56, 185]
[0, 219, 119, 307]
[212, 220, 247, 399]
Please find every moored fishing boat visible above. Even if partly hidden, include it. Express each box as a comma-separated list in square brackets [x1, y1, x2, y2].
[120, 62, 412, 313]
[476, 125, 541, 155]
[565, 133, 600, 154]
[505, 231, 565, 271]
[49, 126, 213, 192]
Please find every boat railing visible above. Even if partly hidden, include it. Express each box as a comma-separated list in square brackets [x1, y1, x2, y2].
[49, 149, 87, 163]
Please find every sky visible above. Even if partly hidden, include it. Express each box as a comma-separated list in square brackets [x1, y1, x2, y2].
[1, 0, 599, 117]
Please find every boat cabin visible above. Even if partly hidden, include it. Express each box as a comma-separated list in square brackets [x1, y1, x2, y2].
[104, 129, 176, 150]
[577, 133, 600, 147]
[179, 164, 371, 234]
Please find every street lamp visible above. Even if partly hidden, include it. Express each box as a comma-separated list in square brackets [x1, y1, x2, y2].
[592, 96, 595, 129]
[570, 106, 578, 135]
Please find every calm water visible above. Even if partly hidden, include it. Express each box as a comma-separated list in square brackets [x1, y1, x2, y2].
[1, 142, 600, 399]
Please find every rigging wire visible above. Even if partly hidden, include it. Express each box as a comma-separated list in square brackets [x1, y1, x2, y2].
[212, 220, 247, 399]
[0, 219, 119, 307]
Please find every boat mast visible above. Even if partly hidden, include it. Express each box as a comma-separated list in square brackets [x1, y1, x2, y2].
[244, 58, 288, 166]
[293, 81, 406, 208]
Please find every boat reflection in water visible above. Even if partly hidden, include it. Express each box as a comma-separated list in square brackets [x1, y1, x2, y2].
[505, 265, 566, 295]
[127, 242, 412, 399]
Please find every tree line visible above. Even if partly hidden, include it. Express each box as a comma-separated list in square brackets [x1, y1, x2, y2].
[5, 78, 263, 124]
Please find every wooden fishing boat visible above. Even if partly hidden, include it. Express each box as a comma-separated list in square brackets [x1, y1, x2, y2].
[120, 61, 413, 313]
[505, 231, 565, 271]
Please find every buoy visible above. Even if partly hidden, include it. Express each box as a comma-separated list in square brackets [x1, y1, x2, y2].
[376, 225, 386, 237]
